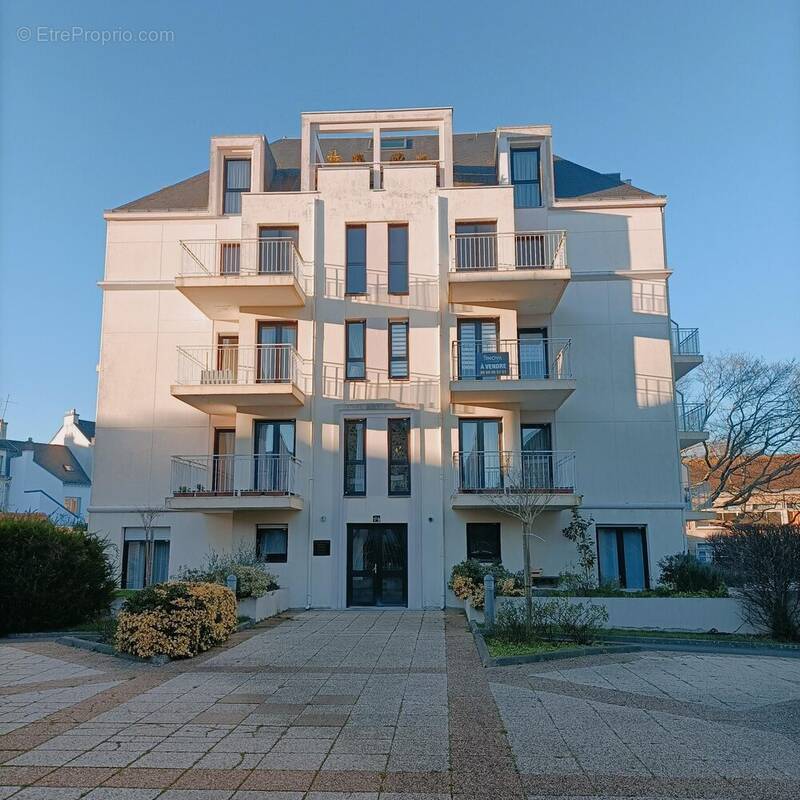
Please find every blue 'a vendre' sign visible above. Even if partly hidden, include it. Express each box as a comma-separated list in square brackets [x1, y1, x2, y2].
[478, 351, 510, 377]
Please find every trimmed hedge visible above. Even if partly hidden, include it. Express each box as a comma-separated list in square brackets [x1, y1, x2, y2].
[0, 515, 116, 634]
[115, 581, 237, 658]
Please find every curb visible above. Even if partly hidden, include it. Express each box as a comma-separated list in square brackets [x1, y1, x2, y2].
[468, 620, 641, 667]
[55, 635, 170, 665]
[597, 636, 800, 658]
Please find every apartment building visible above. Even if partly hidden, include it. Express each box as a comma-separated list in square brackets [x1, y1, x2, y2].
[89, 107, 703, 606]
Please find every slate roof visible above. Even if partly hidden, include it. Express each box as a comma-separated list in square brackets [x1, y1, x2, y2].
[76, 418, 96, 441]
[113, 130, 658, 212]
[0, 440, 91, 485]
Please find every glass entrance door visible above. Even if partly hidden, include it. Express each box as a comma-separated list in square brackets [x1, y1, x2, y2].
[458, 418, 503, 490]
[254, 420, 295, 492]
[257, 322, 297, 383]
[347, 524, 408, 607]
[457, 319, 499, 380]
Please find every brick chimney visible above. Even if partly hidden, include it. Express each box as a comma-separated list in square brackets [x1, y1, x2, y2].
[0, 419, 6, 440]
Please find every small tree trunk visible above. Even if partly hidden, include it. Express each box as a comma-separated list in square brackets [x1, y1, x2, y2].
[522, 520, 533, 627]
[144, 532, 153, 587]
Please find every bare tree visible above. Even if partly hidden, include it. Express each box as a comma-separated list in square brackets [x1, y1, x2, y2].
[137, 507, 163, 587]
[477, 453, 557, 624]
[689, 354, 800, 508]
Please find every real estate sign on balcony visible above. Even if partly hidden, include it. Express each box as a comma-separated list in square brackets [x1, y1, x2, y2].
[478, 352, 510, 377]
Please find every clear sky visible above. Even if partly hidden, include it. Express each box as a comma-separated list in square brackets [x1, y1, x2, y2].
[1, 0, 798, 442]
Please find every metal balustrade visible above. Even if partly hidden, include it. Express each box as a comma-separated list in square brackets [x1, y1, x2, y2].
[175, 345, 304, 387]
[452, 450, 576, 493]
[170, 454, 301, 496]
[451, 230, 567, 271]
[671, 321, 701, 355]
[451, 338, 572, 381]
[684, 482, 712, 512]
[679, 400, 706, 432]
[179, 238, 305, 280]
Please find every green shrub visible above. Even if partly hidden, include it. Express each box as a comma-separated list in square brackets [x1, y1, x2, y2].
[658, 553, 727, 596]
[175, 544, 278, 598]
[0, 515, 116, 634]
[116, 581, 237, 658]
[493, 597, 608, 645]
[449, 560, 523, 609]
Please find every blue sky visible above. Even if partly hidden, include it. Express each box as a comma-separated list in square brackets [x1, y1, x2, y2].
[1, 0, 798, 441]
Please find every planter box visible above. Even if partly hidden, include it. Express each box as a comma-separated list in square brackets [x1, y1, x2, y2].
[496, 595, 763, 635]
[238, 588, 289, 622]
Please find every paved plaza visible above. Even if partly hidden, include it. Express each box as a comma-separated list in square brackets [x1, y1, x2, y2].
[0, 610, 799, 799]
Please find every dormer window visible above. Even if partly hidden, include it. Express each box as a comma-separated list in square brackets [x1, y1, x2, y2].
[511, 148, 541, 208]
[223, 158, 251, 214]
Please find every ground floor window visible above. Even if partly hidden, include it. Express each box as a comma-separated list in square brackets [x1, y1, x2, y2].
[466, 522, 501, 562]
[257, 524, 288, 563]
[596, 526, 648, 589]
[122, 527, 170, 589]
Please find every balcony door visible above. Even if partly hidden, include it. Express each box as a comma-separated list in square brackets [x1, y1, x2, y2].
[347, 524, 407, 607]
[521, 423, 552, 489]
[457, 319, 499, 381]
[257, 322, 296, 383]
[254, 420, 295, 492]
[518, 328, 548, 379]
[455, 222, 497, 270]
[258, 226, 299, 274]
[459, 418, 502, 490]
[217, 335, 239, 382]
[212, 429, 235, 493]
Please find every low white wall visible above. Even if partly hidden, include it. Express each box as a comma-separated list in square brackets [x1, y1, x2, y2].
[495, 595, 762, 635]
[238, 588, 289, 622]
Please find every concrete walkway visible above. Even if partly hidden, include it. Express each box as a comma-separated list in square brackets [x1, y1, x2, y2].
[0, 610, 799, 798]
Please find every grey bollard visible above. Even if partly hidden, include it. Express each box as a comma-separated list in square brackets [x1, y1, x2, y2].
[226, 574, 238, 595]
[483, 574, 496, 630]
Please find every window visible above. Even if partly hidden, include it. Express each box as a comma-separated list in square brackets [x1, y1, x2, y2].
[122, 527, 170, 589]
[219, 242, 241, 274]
[455, 222, 497, 270]
[346, 224, 367, 294]
[346, 321, 366, 380]
[597, 526, 649, 590]
[258, 226, 298, 274]
[388, 224, 409, 294]
[254, 420, 295, 492]
[388, 418, 410, 496]
[223, 158, 251, 214]
[511, 148, 541, 208]
[466, 523, 501, 562]
[456, 318, 499, 380]
[344, 419, 366, 496]
[458, 418, 502, 490]
[257, 525, 288, 563]
[64, 496, 81, 516]
[389, 320, 409, 379]
[382, 137, 412, 150]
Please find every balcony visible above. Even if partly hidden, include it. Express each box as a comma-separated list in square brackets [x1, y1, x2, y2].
[684, 482, 715, 521]
[671, 321, 703, 379]
[448, 230, 570, 313]
[167, 454, 303, 511]
[450, 338, 575, 410]
[176, 239, 309, 320]
[677, 393, 708, 449]
[451, 450, 580, 510]
[171, 345, 308, 414]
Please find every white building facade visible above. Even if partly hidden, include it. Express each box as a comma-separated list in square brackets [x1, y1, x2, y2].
[89, 107, 703, 605]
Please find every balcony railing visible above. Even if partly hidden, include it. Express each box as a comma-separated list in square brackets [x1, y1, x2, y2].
[179, 238, 305, 280]
[452, 338, 572, 381]
[453, 450, 576, 494]
[451, 230, 567, 272]
[684, 483, 712, 513]
[175, 345, 304, 387]
[679, 400, 706, 432]
[170, 454, 301, 496]
[671, 321, 701, 356]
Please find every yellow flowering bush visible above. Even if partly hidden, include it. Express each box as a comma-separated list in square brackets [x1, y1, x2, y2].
[450, 574, 485, 608]
[115, 581, 237, 659]
[449, 560, 525, 610]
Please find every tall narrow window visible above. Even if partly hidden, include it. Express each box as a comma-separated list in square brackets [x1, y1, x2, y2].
[344, 419, 366, 496]
[122, 527, 170, 589]
[223, 158, 251, 214]
[511, 148, 541, 208]
[388, 418, 411, 496]
[346, 320, 366, 380]
[346, 224, 367, 294]
[389, 320, 409, 379]
[388, 224, 409, 294]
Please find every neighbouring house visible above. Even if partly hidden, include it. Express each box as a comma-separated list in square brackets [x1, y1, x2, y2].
[684, 455, 800, 562]
[0, 410, 94, 522]
[90, 106, 703, 605]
